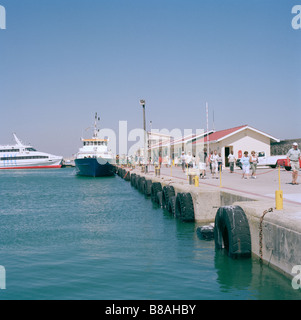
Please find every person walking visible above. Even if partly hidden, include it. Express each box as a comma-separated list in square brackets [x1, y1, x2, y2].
[250, 151, 258, 179]
[198, 148, 207, 179]
[287, 142, 301, 185]
[181, 151, 186, 172]
[211, 150, 219, 179]
[209, 151, 213, 174]
[228, 151, 236, 173]
[217, 153, 223, 172]
[186, 152, 193, 168]
[159, 154, 163, 168]
[241, 151, 250, 179]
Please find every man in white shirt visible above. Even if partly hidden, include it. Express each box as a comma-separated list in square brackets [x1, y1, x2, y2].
[211, 150, 219, 178]
[228, 151, 236, 173]
[186, 152, 193, 168]
[287, 142, 301, 185]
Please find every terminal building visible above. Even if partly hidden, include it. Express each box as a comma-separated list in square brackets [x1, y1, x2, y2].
[148, 125, 280, 167]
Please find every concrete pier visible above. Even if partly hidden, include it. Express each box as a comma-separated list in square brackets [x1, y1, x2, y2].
[118, 165, 301, 279]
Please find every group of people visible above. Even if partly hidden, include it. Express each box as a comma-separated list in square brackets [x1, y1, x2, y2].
[180, 149, 223, 179]
[238, 151, 259, 179]
[154, 142, 301, 184]
[179, 149, 259, 180]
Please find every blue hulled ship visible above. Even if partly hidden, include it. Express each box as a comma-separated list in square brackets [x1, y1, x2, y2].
[75, 114, 116, 177]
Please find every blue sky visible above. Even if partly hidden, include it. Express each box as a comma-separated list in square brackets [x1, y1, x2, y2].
[0, 0, 300, 157]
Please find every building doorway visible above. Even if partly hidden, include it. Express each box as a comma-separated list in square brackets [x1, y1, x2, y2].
[225, 146, 233, 167]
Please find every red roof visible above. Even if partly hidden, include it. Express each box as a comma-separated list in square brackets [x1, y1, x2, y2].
[193, 125, 248, 144]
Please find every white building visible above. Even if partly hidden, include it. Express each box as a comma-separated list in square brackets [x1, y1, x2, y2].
[191, 125, 280, 167]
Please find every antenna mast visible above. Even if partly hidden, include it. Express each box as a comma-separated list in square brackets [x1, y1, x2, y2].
[206, 102, 210, 153]
[93, 112, 100, 138]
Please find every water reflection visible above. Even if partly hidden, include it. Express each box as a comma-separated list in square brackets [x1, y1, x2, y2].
[215, 250, 253, 291]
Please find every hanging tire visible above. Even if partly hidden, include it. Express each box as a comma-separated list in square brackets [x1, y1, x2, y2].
[151, 182, 162, 203]
[124, 171, 131, 181]
[175, 193, 195, 222]
[130, 173, 136, 186]
[144, 180, 152, 196]
[214, 206, 251, 259]
[134, 175, 140, 189]
[138, 177, 146, 193]
[157, 191, 163, 207]
[168, 196, 176, 216]
[162, 185, 175, 210]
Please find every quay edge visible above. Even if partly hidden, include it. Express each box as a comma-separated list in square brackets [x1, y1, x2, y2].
[118, 167, 301, 279]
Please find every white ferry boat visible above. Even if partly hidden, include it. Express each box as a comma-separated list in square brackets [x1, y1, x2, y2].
[75, 113, 116, 177]
[0, 134, 63, 170]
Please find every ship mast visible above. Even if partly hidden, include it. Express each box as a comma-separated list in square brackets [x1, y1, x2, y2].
[93, 113, 100, 139]
[13, 133, 24, 146]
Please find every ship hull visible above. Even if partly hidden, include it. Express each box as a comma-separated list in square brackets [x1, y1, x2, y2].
[0, 159, 62, 170]
[75, 158, 115, 177]
[0, 165, 62, 170]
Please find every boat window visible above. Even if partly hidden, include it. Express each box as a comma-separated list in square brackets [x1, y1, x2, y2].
[1, 156, 49, 161]
[0, 149, 20, 153]
[25, 148, 37, 152]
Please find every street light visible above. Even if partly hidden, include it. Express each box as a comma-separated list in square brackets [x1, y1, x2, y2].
[139, 100, 147, 171]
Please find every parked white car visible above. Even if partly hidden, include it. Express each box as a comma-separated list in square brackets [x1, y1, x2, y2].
[236, 152, 287, 169]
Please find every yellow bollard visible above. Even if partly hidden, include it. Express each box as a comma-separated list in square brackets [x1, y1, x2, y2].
[194, 175, 199, 187]
[219, 165, 223, 188]
[187, 163, 189, 181]
[276, 166, 283, 210]
[275, 190, 283, 210]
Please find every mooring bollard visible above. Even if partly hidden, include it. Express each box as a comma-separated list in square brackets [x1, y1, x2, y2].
[189, 174, 196, 185]
[276, 165, 283, 210]
[194, 175, 199, 187]
[155, 166, 161, 177]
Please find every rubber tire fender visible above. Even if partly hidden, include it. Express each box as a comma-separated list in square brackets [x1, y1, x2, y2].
[214, 205, 251, 259]
[175, 193, 195, 222]
[144, 180, 152, 196]
[124, 171, 131, 181]
[151, 182, 162, 203]
[134, 175, 140, 189]
[139, 177, 146, 193]
[157, 191, 163, 207]
[162, 185, 175, 210]
[168, 196, 176, 216]
[130, 173, 136, 186]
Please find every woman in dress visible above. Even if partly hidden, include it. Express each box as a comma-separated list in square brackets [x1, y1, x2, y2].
[241, 151, 250, 179]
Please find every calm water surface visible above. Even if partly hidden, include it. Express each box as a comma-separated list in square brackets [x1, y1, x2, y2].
[0, 169, 300, 300]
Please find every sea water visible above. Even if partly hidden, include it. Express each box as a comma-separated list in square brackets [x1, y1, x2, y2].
[0, 169, 300, 300]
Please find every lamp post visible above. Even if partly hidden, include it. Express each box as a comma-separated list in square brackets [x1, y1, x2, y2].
[140, 99, 147, 172]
